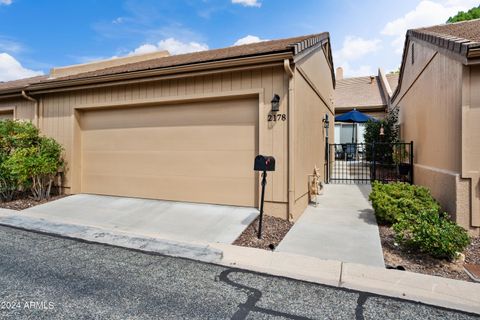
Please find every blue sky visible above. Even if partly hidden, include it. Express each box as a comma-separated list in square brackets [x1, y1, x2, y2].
[0, 0, 478, 81]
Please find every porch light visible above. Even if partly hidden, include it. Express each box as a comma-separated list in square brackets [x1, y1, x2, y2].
[271, 94, 280, 112]
[323, 114, 330, 129]
[380, 124, 385, 136]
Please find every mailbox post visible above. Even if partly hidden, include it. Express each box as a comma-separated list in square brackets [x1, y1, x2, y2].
[254, 155, 276, 239]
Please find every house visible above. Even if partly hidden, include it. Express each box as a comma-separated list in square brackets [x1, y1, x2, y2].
[391, 19, 480, 235]
[333, 67, 398, 144]
[0, 33, 335, 221]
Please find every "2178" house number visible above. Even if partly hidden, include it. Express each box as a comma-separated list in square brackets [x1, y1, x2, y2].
[268, 114, 287, 122]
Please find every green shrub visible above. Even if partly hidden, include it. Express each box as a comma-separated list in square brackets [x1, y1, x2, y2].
[0, 120, 64, 201]
[393, 211, 470, 260]
[4, 137, 63, 201]
[0, 119, 39, 153]
[0, 120, 38, 201]
[369, 181, 440, 224]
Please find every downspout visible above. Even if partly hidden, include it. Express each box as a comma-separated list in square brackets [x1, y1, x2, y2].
[284, 59, 295, 221]
[21, 90, 39, 127]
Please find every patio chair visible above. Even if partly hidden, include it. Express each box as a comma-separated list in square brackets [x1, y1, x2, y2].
[344, 143, 357, 161]
[335, 145, 344, 160]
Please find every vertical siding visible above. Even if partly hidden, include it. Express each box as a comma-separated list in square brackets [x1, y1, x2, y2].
[0, 98, 35, 121]
[395, 41, 462, 173]
[293, 49, 334, 216]
[39, 66, 290, 204]
[392, 40, 480, 233]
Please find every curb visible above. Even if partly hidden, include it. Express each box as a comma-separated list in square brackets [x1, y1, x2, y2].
[0, 210, 479, 315]
[210, 243, 480, 315]
[0, 210, 223, 263]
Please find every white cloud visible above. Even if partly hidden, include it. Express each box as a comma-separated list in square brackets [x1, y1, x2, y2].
[442, 0, 479, 7]
[382, 0, 479, 53]
[0, 0, 12, 5]
[231, 0, 261, 7]
[335, 36, 381, 63]
[0, 53, 43, 81]
[128, 38, 209, 56]
[333, 36, 381, 77]
[233, 35, 267, 46]
[340, 62, 375, 78]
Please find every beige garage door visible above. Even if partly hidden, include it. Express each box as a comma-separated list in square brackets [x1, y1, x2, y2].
[80, 98, 258, 207]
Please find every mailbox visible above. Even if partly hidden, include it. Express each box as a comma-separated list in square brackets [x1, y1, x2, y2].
[254, 155, 276, 172]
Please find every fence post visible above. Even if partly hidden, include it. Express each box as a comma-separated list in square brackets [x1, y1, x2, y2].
[410, 141, 414, 184]
[372, 142, 376, 182]
[325, 139, 329, 184]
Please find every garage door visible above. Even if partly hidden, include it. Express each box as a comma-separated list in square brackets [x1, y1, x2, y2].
[80, 97, 258, 207]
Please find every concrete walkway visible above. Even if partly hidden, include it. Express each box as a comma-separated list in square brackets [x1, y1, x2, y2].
[19, 194, 258, 244]
[276, 184, 384, 267]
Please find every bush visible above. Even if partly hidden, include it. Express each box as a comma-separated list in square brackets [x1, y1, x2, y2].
[0, 120, 64, 201]
[0, 120, 40, 200]
[369, 181, 440, 224]
[393, 211, 470, 260]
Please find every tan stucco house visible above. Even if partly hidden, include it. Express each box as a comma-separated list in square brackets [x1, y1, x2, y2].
[333, 67, 398, 143]
[0, 33, 335, 221]
[391, 19, 480, 235]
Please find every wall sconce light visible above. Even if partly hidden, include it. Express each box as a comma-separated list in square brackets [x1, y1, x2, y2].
[271, 94, 280, 112]
[379, 123, 385, 136]
[323, 114, 330, 129]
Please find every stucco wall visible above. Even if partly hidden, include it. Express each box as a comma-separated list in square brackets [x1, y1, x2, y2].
[394, 39, 479, 235]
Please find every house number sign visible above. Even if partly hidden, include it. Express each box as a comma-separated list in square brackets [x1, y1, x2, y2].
[268, 114, 287, 122]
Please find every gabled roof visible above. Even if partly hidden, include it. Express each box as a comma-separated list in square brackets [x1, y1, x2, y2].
[392, 19, 480, 102]
[0, 33, 333, 95]
[0, 75, 48, 92]
[49, 33, 330, 82]
[334, 72, 398, 111]
[408, 19, 480, 58]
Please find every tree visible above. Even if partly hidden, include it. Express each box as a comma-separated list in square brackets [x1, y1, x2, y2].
[364, 107, 399, 145]
[364, 108, 400, 162]
[447, 6, 480, 23]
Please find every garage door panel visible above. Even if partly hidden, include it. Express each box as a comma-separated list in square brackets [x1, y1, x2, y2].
[82, 125, 256, 152]
[83, 150, 256, 177]
[82, 174, 257, 207]
[80, 98, 258, 207]
[81, 99, 257, 130]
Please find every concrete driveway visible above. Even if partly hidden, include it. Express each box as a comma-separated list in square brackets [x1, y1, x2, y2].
[19, 194, 258, 244]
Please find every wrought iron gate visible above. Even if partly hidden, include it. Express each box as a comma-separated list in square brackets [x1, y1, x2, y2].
[326, 142, 413, 184]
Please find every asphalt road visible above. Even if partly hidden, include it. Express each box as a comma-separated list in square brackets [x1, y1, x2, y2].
[0, 225, 478, 320]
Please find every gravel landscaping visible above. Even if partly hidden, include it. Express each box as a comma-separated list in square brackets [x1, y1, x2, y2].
[380, 225, 480, 282]
[233, 215, 293, 250]
[0, 194, 67, 211]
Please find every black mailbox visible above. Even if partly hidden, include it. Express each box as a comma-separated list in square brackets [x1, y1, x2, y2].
[254, 155, 276, 172]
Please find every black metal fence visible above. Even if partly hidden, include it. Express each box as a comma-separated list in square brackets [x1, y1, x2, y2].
[326, 142, 413, 184]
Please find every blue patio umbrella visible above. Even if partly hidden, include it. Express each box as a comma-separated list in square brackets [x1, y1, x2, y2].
[335, 108, 377, 143]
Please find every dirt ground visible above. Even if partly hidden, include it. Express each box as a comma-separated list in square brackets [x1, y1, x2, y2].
[379, 225, 480, 282]
[0, 195, 67, 211]
[233, 215, 293, 251]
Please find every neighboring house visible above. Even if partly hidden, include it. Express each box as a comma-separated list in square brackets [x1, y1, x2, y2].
[391, 19, 480, 235]
[0, 34, 335, 221]
[333, 67, 398, 144]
